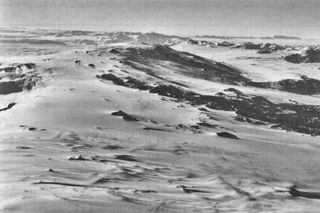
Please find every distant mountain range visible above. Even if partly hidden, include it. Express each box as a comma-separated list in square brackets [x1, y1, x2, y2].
[0, 29, 188, 46]
[196, 35, 301, 40]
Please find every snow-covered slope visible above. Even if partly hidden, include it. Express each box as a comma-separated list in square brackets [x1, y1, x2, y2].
[1, 29, 320, 213]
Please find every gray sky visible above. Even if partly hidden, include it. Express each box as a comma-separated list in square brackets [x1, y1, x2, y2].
[1, 0, 320, 38]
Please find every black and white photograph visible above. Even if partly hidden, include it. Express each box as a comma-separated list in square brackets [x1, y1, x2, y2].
[0, 0, 320, 212]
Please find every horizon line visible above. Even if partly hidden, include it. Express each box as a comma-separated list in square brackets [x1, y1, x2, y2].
[1, 26, 320, 40]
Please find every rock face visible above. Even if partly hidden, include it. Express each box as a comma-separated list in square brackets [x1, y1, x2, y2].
[246, 75, 320, 95]
[285, 46, 320, 63]
[0, 63, 40, 95]
[0, 80, 25, 94]
[116, 45, 251, 85]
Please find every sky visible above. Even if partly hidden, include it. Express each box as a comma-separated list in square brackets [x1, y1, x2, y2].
[0, 0, 320, 38]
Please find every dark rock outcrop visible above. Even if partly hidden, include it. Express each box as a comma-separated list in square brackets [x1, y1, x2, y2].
[217, 41, 235, 47]
[289, 185, 320, 199]
[109, 48, 121, 54]
[88, 64, 95, 68]
[68, 155, 89, 161]
[257, 43, 286, 54]
[177, 185, 209, 194]
[285, 46, 320, 63]
[97, 73, 151, 90]
[0, 63, 35, 73]
[96, 45, 320, 136]
[111, 110, 139, 121]
[284, 54, 305, 63]
[197, 121, 217, 128]
[187, 39, 198, 45]
[100, 72, 320, 135]
[234, 116, 266, 125]
[0, 63, 40, 95]
[23, 63, 36, 69]
[0, 81, 24, 94]
[0, 102, 16, 112]
[97, 73, 125, 85]
[118, 45, 251, 85]
[124, 77, 151, 90]
[150, 85, 194, 99]
[304, 47, 320, 62]
[216, 132, 239, 139]
[238, 42, 262, 50]
[111, 110, 129, 117]
[0, 76, 40, 94]
[247, 75, 320, 95]
[114, 155, 139, 162]
[257, 49, 273, 54]
[235, 42, 285, 54]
